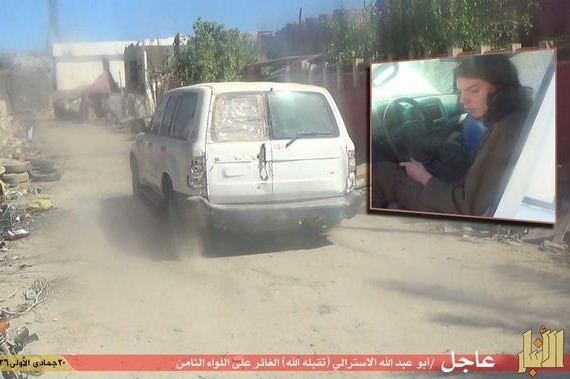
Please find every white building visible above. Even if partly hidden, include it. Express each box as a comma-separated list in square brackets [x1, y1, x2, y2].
[52, 40, 134, 91]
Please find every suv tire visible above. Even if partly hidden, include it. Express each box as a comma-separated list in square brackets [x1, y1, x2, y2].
[161, 177, 175, 218]
[161, 179, 208, 258]
[130, 158, 142, 197]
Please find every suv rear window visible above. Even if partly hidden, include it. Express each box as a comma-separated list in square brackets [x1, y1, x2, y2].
[211, 93, 268, 142]
[268, 91, 340, 139]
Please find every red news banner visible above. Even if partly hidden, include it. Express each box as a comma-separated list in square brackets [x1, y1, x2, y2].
[3, 353, 568, 373]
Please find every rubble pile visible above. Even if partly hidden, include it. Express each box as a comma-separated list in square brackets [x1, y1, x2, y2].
[0, 114, 35, 158]
[439, 221, 570, 255]
[0, 112, 60, 324]
[0, 277, 50, 320]
[0, 114, 58, 250]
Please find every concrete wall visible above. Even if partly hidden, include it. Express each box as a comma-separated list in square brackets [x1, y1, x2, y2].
[54, 59, 125, 91]
[124, 45, 145, 92]
[124, 44, 172, 92]
[52, 40, 131, 91]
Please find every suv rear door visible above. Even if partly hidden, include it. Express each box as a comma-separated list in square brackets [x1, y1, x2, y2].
[205, 92, 273, 204]
[148, 93, 181, 191]
[267, 90, 348, 201]
[138, 95, 168, 189]
[165, 91, 200, 195]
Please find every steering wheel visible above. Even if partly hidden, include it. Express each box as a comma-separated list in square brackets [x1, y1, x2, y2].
[382, 97, 433, 163]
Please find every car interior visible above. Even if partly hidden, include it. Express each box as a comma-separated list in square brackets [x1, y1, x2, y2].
[370, 51, 555, 218]
[371, 58, 484, 185]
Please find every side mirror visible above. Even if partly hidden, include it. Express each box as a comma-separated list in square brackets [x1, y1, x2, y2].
[130, 118, 151, 134]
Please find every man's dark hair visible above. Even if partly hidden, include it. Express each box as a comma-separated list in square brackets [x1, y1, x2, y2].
[457, 53, 520, 90]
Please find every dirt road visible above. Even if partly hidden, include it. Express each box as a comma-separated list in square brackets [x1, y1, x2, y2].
[2, 120, 570, 378]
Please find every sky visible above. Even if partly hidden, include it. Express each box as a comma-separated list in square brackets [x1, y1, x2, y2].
[0, 0, 366, 54]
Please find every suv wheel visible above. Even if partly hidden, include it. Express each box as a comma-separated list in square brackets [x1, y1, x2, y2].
[130, 158, 142, 197]
[161, 179, 207, 258]
[161, 178, 175, 218]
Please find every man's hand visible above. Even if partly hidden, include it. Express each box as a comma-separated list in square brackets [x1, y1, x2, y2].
[400, 160, 433, 185]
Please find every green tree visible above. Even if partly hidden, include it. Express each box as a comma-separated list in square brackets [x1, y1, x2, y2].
[322, 7, 380, 67]
[378, 0, 539, 60]
[172, 18, 260, 85]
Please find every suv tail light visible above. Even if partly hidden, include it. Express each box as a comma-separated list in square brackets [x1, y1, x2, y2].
[348, 149, 356, 174]
[347, 148, 356, 192]
[188, 156, 207, 196]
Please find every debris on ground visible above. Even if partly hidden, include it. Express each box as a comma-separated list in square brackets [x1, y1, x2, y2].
[356, 163, 368, 190]
[438, 219, 570, 254]
[1, 113, 61, 181]
[5, 229, 30, 241]
[26, 198, 54, 215]
[0, 278, 50, 319]
[23, 289, 37, 301]
[440, 221, 533, 245]
[0, 204, 32, 243]
[540, 240, 569, 253]
[0, 157, 61, 185]
[0, 114, 61, 253]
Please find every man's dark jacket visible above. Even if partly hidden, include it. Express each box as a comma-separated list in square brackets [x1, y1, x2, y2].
[418, 85, 532, 216]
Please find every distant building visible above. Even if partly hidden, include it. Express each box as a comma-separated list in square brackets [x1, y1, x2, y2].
[124, 37, 175, 89]
[0, 54, 51, 72]
[257, 30, 275, 45]
[11, 54, 51, 72]
[262, 6, 368, 59]
[122, 36, 178, 113]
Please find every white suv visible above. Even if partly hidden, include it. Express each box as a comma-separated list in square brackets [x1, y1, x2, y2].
[130, 82, 362, 233]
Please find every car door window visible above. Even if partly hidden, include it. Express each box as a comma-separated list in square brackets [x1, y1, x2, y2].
[170, 93, 198, 140]
[159, 95, 180, 137]
[150, 96, 168, 134]
[211, 93, 268, 142]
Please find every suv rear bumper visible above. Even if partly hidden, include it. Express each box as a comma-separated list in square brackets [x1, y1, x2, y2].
[188, 192, 363, 231]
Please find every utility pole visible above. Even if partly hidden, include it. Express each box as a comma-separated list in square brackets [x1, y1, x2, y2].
[48, 0, 60, 53]
[48, 0, 59, 91]
[48, 0, 60, 45]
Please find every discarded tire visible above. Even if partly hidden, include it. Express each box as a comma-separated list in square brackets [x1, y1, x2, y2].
[2, 160, 32, 174]
[2, 172, 30, 184]
[29, 159, 55, 171]
[29, 169, 61, 182]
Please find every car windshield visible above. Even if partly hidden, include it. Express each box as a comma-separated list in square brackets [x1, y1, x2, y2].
[268, 91, 339, 139]
[372, 59, 456, 100]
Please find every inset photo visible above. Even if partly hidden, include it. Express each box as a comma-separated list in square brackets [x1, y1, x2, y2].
[370, 49, 556, 224]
